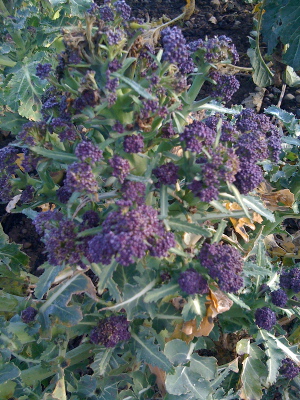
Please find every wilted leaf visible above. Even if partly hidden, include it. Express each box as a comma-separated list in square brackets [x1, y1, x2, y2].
[182, 288, 233, 338]
[258, 181, 294, 211]
[225, 201, 263, 242]
[147, 365, 166, 396]
[242, 88, 266, 111]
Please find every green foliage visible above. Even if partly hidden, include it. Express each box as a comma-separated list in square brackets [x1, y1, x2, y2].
[262, 0, 300, 71]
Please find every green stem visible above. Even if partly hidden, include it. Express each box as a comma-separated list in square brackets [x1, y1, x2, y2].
[0, 0, 9, 16]
[20, 343, 95, 386]
[187, 64, 211, 103]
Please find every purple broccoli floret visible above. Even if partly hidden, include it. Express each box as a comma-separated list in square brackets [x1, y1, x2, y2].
[21, 307, 38, 323]
[90, 315, 131, 347]
[255, 307, 276, 331]
[36, 63, 52, 79]
[280, 358, 300, 379]
[271, 289, 288, 308]
[199, 243, 243, 293]
[178, 268, 209, 295]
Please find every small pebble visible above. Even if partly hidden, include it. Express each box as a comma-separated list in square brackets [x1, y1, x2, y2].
[23, 242, 32, 249]
[284, 93, 295, 101]
[21, 228, 27, 234]
[295, 89, 300, 95]
[267, 93, 274, 99]
[296, 95, 300, 103]
[272, 87, 281, 94]
[210, 0, 220, 6]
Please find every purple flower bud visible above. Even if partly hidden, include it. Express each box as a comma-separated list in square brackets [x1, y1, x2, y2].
[65, 162, 98, 193]
[36, 63, 52, 79]
[280, 358, 300, 379]
[180, 121, 216, 153]
[271, 289, 288, 308]
[280, 268, 300, 293]
[153, 162, 179, 186]
[210, 71, 240, 103]
[100, 5, 115, 21]
[114, 0, 131, 20]
[123, 134, 144, 153]
[199, 243, 243, 293]
[161, 26, 195, 74]
[75, 141, 103, 164]
[178, 268, 209, 295]
[109, 155, 130, 183]
[21, 307, 38, 323]
[90, 315, 130, 347]
[255, 307, 276, 331]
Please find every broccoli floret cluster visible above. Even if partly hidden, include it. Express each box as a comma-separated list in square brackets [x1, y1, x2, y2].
[280, 268, 300, 293]
[21, 307, 38, 323]
[271, 289, 288, 308]
[280, 358, 300, 379]
[178, 268, 209, 295]
[198, 243, 243, 293]
[255, 307, 276, 331]
[90, 315, 131, 348]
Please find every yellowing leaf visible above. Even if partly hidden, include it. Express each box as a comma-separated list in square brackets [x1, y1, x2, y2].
[225, 202, 263, 242]
[257, 181, 294, 211]
[16, 153, 25, 171]
[181, 288, 233, 339]
[183, 0, 195, 20]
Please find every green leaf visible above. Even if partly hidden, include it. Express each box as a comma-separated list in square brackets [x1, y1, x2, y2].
[284, 66, 300, 87]
[34, 264, 65, 299]
[132, 331, 174, 373]
[257, 330, 285, 385]
[144, 283, 180, 303]
[242, 195, 275, 222]
[165, 339, 189, 365]
[262, 0, 300, 71]
[226, 293, 251, 311]
[190, 355, 217, 380]
[0, 291, 20, 312]
[91, 260, 118, 294]
[114, 73, 155, 100]
[261, 332, 300, 366]
[38, 273, 97, 338]
[247, 37, 273, 87]
[168, 218, 212, 237]
[0, 363, 21, 384]
[165, 366, 212, 399]
[30, 146, 78, 162]
[5, 59, 45, 120]
[0, 112, 28, 135]
[265, 106, 300, 135]
[237, 340, 268, 400]
[182, 295, 207, 321]
[90, 348, 114, 376]
[0, 225, 29, 272]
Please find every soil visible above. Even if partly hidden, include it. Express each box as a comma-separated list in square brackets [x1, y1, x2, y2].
[1, 0, 300, 272]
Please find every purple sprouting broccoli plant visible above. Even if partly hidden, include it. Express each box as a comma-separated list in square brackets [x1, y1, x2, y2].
[2, 1, 296, 398]
[123, 134, 144, 153]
